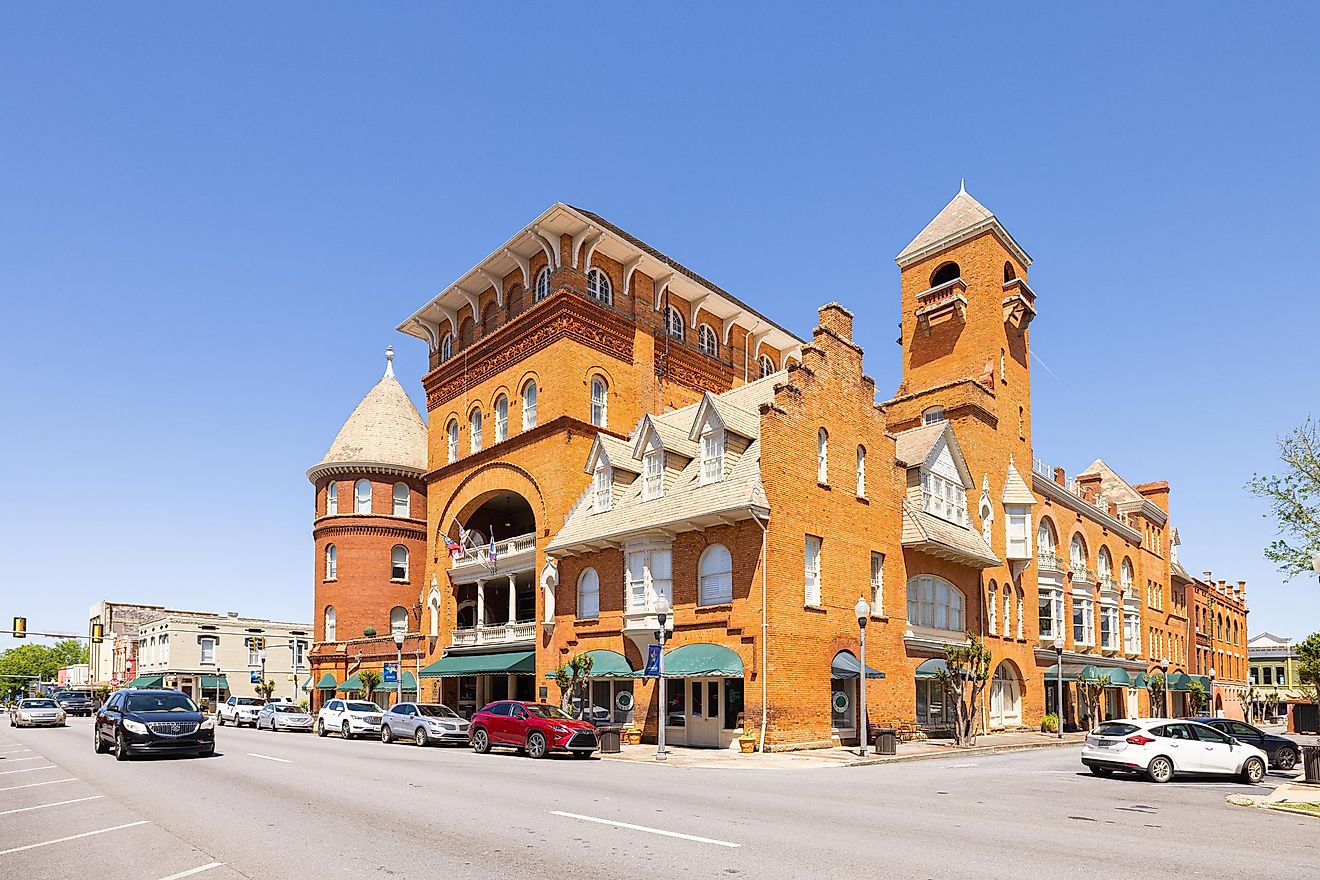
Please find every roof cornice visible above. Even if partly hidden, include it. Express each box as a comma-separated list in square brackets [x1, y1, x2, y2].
[895, 217, 1032, 270]
[307, 461, 425, 484]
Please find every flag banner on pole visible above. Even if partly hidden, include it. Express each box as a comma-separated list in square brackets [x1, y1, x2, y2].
[644, 644, 661, 678]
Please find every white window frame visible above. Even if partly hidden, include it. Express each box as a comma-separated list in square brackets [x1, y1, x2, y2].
[856, 445, 866, 497]
[758, 354, 774, 378]
[593, 463, 612, 513]
[390, 606, 407, 636]
[199, 637, 215, 665]
[494, 395, 509, 443]
[325, 606, 336, 642]
[247, 641, 261, 668]
[1099, 600, 1119, 650]
[1038, 582, 1063, 640]
[817, 428, 828, 484]
[534, 267, 551, 302]
[469, 408, 483, 453]
[643, 445, 663, 501]
[587, 268, 613, 304]
[447, 420, 459, 463]
[440, 333, 452, 362]
[870, 552, 884, 614]
[988, 583, 998, 635]
[804, 535, 822, 607]
[700, 427, 724, 485]
[577, 568, 600, 619]
[326, 481, 337, 515]
[391, 545, 409, 581]
[921, 470, 969, 527]
[590, 377, 608, 428]
[392, 482, 410, 518]
[923, 406, 945, 425]
[354, 479, 371, 514]
[1072, 592, 1095, 647]
[625, 542, 672, 613]
[522, 380, 538, 430]
[664, 305, 685, 339]
[905, 574, 966, 632]
[325, 544, 337, 581]
[698, 544, 733, 606]
[1006, 507, 1030, 558]
[698, 324, 718, 357]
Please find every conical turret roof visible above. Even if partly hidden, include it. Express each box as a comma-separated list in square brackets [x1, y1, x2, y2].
[896, 182, 1031, 268]
[308, 347, 427, 481]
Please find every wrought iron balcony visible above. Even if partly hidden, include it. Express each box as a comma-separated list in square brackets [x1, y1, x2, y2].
[1070, 562, 1096, 584]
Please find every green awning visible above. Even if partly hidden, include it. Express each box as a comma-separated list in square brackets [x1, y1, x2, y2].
[1189, 674, 1212, 692]
[542, 649, 637, 679]
[1042, 665, 1077, 683]
[199, 674, 229, 689]
[378, 671, 418, 691]
[916, 659, 948, 679]
[420, 649, 535, 678]
[1167, 672, 1193, 692]
[831, 651, 885, 680]
[337, 671, 417, 692]
[1078, 665, 1132, 687]
[660, 643, 743, 678]
[125, 675, 163, 688]
[314, 673, 338, 690]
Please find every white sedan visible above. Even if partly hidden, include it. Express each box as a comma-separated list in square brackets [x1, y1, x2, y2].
[1081, 718, 1267, 784]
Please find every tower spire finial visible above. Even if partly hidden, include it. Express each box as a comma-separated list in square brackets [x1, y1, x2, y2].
[959, 177, 966, 194]
[384, 345, 395, 377]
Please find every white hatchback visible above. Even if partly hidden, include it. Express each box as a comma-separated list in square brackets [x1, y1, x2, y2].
[1081, 717, 1268, 784]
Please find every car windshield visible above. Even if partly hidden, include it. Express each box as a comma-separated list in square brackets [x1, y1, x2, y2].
[524, 704, 573, 720]
[1093, 722, 1139, 737]
[56, 692, 89, 700]
[235, 697, 263, 706]
[346, 702, 380, 713]
[274, 705, 305, 714]
[126, 693, 197, 713]
[417, 704, 460, 718]
[22, 700, 57, 708]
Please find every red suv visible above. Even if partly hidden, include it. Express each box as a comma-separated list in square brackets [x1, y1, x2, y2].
[469, 701, 598, 759]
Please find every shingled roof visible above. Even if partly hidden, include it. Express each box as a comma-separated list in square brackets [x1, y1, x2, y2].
[308, 348, 427, 480]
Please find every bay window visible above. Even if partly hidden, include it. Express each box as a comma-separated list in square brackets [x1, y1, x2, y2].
[626, 544, 672, 613]
[1039, 583, 1063, 640]
[1072, 591, 1095, 647]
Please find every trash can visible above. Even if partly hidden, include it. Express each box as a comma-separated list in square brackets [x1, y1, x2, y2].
[873, 727, 897, 756]
[597, 725, 622, 754]
[1303, 745, 1320, 784]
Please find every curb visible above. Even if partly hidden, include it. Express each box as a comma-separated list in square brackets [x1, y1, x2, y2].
[1263, 804, 1320, 820]
[844, 738, 1082, 768]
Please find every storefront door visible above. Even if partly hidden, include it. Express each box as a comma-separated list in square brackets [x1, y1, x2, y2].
[687, 678, 721, 747]
[832, 676, 858, 743]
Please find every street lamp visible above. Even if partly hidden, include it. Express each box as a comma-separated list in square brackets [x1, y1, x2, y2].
[259, 649, 267, 701]
[654, 595, 672, 762]
[1160, 656, 1170, 718]
[855, 596, 871, 757]
[1207, 666, 1216, 717]
[393, 630, 405, 708]
[1052, 637, 1064, 739]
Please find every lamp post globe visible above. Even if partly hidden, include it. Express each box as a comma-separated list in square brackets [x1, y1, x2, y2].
[653, 595, 672, 762]
[1052, 637, 1064, 739]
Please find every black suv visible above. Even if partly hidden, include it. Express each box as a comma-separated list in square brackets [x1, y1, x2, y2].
[94, 689, 215, 761]
[53, 690, 94, 717]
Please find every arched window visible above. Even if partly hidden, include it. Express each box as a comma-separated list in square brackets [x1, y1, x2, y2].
[758, 353, 775, 378]
[1003, 585, 1012, 639]
[392, 482, 410, 518]
[1121, 557, 1134, 590]
[391, 545, 409, 581]
[326, 481, 337, 515]
[428, 590, 440, 636]
[1015, 586, 1025, 639]
[1098, 547, 1113, 583]
[459, 317, 475, 348]
[389, 606, 407, 635]
[906, 574, 965, 632]
[1070, 533, 1088, 571]
[469, 407, 483, 453]
[494, 394, 509, 442]
[698, 544, 734, 605]
[590, 377, 608, 427]
[325, 544, 337, 580]
[521, 379, 538, 430]
[324, 606, 336, 642]
[587, 268, 613, 304]
[354, 479, 372, 514]
[1003, 262, 1016, 283]
[856, 445, 866, 497]
[817, 428, 828, 484]
[1037, 518, 1057, 557]
[577, 568, 600, 619]
[447, 419, 459, 463]
[698, 324, 718, 357]
[534, 266, 552, 302]
[923, 406, 945, 425]
[930, 261, 961, 287]
[440, 333, 452, 363]
[664, 305, 685, 339]
[988, 580, 998, 635]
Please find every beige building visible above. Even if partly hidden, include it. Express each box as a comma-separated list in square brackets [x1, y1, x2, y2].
[87, 600, 170, 686]
[132, 610, 313, 705]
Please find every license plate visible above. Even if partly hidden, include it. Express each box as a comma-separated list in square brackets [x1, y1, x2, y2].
[1097, 739, 1115, 748]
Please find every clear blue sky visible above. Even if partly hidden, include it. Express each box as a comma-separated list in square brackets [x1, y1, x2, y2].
[2, 5, 1317, 651]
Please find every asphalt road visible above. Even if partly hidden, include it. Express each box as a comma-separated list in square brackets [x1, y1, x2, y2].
[1, 718, 1316, 879]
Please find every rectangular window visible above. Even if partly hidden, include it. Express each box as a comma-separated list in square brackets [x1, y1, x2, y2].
[1277, 666, 1286, 683]
[1099, 605, 1117, 650]
[626, 546, 672, 612]
[593, 466, 612, 513]
[1262, 667, 1272, 685]
[643, 449, 663, 500]
[1072, 596, 1094, 647]
[922, 471, 968, 527]
[1006, 510, 1029, 558]
[248, 642, 261, 667]
[495, 398, 508, 442]
[700, 430, 724, 485]
[870, 552, 884, 615]
[294, 640, 306, 669]
[199, 638, 215, 665]
[723, 678, 744, 730]
[627, 552, 647, 611]
[1038, 587, 1061, 640]
[804, 535, 822, 606]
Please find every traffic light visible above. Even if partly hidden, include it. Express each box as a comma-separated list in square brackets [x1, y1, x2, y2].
[90, 622, 104, 644]
[12, 617, 26, 638]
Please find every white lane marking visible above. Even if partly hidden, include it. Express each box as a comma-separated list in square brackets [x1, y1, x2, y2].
[0, 820, 150, 856]
[0, 757, 46, 763]
[945, 763, 978, 768]
[0, 796, 103, 817]
[0, 778, 77, 792]
[246, 753, 292, 764]
[157, 862, 225, 880]
[551, 810, 740, 848]
[0, 748, 32, 754]
[0, 766, 57, 775]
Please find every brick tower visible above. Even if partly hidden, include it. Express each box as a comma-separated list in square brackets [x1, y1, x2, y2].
[307, 347, 429, 707]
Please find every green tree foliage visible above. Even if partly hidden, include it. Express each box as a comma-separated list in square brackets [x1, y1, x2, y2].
[1296, 631, 1320, 704]
[357, 669, 383, 697]
[554, 654, 594, 715]
[0, 640, 88, 699]
[1248, 418, 1320, 578]
[934, 633, 992, 746]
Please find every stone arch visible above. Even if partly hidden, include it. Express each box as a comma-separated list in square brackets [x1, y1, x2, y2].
[433, 461, 550, 560]
[989, 658, 1024, 728]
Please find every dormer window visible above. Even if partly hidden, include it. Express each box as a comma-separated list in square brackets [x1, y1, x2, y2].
[643, 445, 664, 501]
[700, 426, 724, 485]
[593, 463, 613, 512]
[920, 469, 968, 526]
[758, 354, 774, 378]
[534, 267, 552, 302]
[923, 406, 945, 425]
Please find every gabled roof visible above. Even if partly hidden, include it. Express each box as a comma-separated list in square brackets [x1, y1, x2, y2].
[585, 434, 638, 475]
[901, 502, 1001, 569]
[688, 392, 760, 441]
[893, 421, 974, 488]
[308, 349, 427, 481]
[895, 184, 1031, 269]
[1001, 458, 1036, 505]
[632, 414, 699, 460]
[1079, 458, 1169, 526]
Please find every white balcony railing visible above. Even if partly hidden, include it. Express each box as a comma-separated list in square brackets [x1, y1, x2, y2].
[450, 621, 537, 647]
[449, 532, 536, 574]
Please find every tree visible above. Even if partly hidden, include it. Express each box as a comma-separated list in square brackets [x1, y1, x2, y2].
[1146, 673, 1167, 716]
[1248, 418, 1320, 578]
[934, 632, 992, 746]
[0, 641, 87, 699]
[1076, 674, 1111, 728]
[1185, 679, 1208, 715]
[1297, 631, 1320, 705]
[254, 680, 277, 702]
[357, 669, 383, 698]
[553, 654, 594, 716]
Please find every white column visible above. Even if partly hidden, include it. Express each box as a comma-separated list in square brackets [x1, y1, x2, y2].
[476, 579, 486, 641]
[508, 574, 517, 625]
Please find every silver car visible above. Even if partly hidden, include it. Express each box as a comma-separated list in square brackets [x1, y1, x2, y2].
[257, 703, 314, 732]
[380, 702, 470, 746]
[10, 698, 66, 728]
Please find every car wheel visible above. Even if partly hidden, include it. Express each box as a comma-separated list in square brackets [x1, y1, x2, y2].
[415, 728, 428, 747]
[1147, 755, 1174, 783]
[1274, 747, 1298, 771]
[93, 729, 109, 754]
[217, 715, 225, 727]
[341, 721, 352, 740]
[115, 731, 131, 762]
[381, 724, 393, 744]
[471, 728, 491, 754]
[316, 720, 327, 737]
[1242, 756, 1266, 784]
[526, 731, 548, 759]
[1089, 766, 1113, 777]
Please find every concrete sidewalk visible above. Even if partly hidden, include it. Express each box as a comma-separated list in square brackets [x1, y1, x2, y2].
[600, 729, 1087, 769]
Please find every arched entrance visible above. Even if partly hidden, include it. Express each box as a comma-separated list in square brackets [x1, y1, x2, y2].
[989, 661, 1022, 728]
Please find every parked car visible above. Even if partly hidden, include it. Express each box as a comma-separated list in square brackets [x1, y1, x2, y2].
[316, 699, 383, 739]
[1190, 716, 1300, 771]
[469, 700, 598, 759]
[380, 702, 470, 746]
[257, 703, 315, 732]
[93, 689, 214, 760]
[1081, 718, 1267, 783]
[217, 695, 265, 727]
[52, 690, 95, 717]
[10, 698, 66, 728]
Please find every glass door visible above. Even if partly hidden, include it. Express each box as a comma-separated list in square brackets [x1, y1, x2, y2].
[687, 678, 722, 747]
[831, 676, 857, 743]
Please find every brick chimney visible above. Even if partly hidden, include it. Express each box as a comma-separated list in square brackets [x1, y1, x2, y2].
[1077, 473, 1102, 503]
[818, 303, 854, 342]
[1053, 467, 1066, 486]
[1108, 501, 1119, 517]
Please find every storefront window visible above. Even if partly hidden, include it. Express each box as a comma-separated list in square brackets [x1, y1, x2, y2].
[723, 679, 743, 730]
[666, 682, 685, 727]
